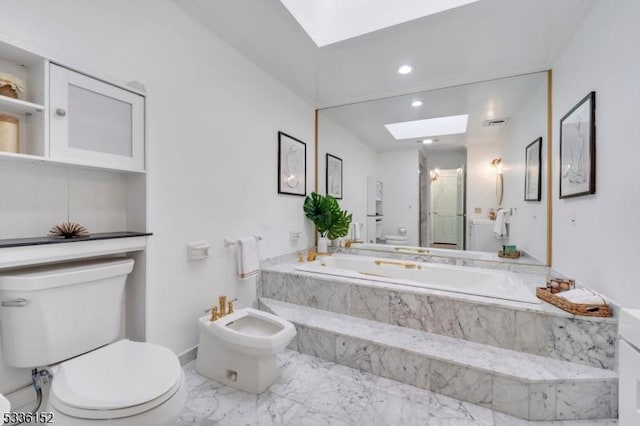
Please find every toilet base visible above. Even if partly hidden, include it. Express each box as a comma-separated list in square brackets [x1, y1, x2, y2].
[196, 338, 280, 394]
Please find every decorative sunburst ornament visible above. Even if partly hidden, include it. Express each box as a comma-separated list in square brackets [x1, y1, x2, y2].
[48, 222, 90, 239]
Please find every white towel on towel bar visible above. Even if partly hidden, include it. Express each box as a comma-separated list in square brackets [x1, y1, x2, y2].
[493, 209, 508, 239]
[237, 237, 259, 279]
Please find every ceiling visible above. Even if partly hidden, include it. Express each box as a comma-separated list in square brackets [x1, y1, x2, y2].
[320, 72, 546, 152]
[174, 0, 594, 109]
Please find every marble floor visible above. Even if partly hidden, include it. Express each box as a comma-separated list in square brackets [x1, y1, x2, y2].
[177, 350, 617, 426]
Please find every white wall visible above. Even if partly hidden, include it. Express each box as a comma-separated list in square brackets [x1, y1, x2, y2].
[377, 150, 420, 246]
[498, 78, 548, 261]
[0, 0, 314, 394]
[551, 0, 640, 308]
[318, 114, 377, 236]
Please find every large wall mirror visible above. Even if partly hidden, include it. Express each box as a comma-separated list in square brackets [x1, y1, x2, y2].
[317, 71, 551, 266]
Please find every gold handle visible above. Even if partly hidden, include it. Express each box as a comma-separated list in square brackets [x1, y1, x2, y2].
[227, 298, 238, 314]
[205, 306, 219, 321]
[374, 259, 421, 270]
[394, 247, 427, 254]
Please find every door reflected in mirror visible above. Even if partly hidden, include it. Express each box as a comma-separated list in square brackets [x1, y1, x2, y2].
[318, 72, 550, 265]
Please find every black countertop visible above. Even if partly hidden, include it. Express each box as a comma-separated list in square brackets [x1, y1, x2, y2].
[0, 232, 152, 249]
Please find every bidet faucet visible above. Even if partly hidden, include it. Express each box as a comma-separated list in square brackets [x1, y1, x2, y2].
[219, 295, 227, 317]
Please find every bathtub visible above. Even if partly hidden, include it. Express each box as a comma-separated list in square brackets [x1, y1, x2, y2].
[295, 254, 540, 304]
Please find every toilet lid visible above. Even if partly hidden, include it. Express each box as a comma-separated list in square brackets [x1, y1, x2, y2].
[51, 340, 182, 417]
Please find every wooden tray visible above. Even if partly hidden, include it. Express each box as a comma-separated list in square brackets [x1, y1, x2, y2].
[535, 288, 612, 317]
[498, 250, 520, 259]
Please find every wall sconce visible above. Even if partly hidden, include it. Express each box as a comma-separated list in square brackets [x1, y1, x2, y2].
[490, 157, 503, 174]
[429, 169, 440, 181]
[490, 158, 504, 206]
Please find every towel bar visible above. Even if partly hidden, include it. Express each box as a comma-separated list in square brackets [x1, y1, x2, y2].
[224, 235, 263, 247]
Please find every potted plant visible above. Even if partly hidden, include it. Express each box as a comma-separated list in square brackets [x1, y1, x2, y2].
[303, 192, 352, 253]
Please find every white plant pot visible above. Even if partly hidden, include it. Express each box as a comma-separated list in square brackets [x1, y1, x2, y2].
[317, 237, 329, 254]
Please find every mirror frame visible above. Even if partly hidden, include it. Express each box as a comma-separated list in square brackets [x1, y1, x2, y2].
[313, 70, 554, 266]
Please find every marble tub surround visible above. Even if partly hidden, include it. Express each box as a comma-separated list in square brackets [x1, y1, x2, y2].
[333, 246, 550, 275]
[177, 349, 616, 426]
[259, 298, 617, 421]
[259, 265, 617, 370]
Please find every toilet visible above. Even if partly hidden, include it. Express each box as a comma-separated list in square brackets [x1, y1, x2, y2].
[0, 393, 9, 420]
[196, 308, 296, 393]
[383, 226, 409, 246]
[0, 258, 185, 425]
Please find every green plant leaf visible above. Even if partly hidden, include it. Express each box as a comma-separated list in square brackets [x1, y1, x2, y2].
[303, 192, 353, 240]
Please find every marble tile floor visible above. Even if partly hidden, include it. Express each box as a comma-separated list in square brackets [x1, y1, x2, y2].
[176, 349, 616, 426]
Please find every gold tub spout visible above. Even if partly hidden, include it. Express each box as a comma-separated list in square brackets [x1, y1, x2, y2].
[374, 259, 422, 270]
[394, 247, 428, 254]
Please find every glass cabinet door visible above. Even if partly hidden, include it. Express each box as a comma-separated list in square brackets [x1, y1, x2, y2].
[49, 64, 144, 171]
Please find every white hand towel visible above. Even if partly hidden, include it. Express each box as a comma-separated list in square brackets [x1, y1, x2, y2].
[237, 237, 259, 279]
[493, 209, 508, 239]
[559, 288, 606, 305]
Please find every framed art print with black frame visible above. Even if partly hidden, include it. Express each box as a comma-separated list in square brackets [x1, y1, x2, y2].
[277, 131, 306, 196]
[559, 92, 596, 198]
[525, 137, 542, 201]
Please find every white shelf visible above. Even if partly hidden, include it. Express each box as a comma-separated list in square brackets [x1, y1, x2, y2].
[0, 151, 146, 174]
[0, 236, 147, 269]
[0, 95, 44, 115]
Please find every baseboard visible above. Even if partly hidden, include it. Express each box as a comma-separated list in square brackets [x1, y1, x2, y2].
[178, 346, 198, 366]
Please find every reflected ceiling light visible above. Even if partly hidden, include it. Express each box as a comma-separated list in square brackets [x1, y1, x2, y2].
[385, 114, 469, 140]
[398, 65, 413, 75]
[422, 139, 434, 144]
[411, 100, 423, 107]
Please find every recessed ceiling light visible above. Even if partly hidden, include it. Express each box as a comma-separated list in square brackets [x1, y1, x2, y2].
[385, 114, 469, 140]
[422, 139, 434, 144]
[411, 100, 423, 107]
[397, 65, 413, 75]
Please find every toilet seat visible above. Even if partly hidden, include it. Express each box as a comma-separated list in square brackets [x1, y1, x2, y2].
[50, 340, 182, 420]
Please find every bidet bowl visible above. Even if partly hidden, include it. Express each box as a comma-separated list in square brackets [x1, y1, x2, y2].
[198, 308, 296, 358]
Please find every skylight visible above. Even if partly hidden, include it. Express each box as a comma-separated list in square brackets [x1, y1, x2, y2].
[279, 0, 480, 47]
[385, 115, 469, 140]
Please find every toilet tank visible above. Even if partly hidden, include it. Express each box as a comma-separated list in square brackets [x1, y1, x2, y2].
[0, 258, 134, 368]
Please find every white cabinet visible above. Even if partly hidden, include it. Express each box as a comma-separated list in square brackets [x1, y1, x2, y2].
[367, 176, 383, 216]
[49, 64, 145, 171]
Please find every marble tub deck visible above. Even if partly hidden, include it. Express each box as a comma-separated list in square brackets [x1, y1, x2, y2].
[260, 261, 617, 370]
[177, 349, 616, 426]
[260, 259, 612, 321]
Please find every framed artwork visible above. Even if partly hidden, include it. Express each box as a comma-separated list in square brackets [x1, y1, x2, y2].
[277, 131, 306, 196]
[525, 137, 542, 201]
[559, 92, 596, 198]
[326, 153, 343, 199]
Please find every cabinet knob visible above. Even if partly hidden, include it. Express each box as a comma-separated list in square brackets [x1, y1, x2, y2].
[55, 108, 67, 117]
